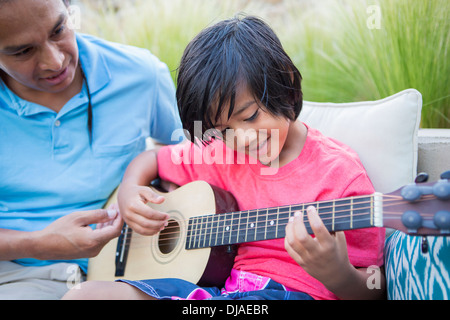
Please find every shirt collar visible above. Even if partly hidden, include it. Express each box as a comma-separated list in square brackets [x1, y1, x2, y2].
[76, 33, 111, 95]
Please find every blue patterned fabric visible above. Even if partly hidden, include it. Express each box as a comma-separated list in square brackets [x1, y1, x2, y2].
[385, 230, 450, 300]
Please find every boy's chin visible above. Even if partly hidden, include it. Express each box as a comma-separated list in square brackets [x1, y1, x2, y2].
[257, 154, 279, 167]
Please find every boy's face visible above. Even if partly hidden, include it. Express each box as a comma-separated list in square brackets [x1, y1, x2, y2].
[212, 83, 291, 166]
[0, 0, 79, 96]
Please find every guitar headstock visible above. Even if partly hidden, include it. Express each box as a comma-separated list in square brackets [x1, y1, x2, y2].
[382, 171, 450, 236]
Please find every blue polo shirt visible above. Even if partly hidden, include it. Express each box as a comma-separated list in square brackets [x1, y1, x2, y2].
[0, 34, 182, 271]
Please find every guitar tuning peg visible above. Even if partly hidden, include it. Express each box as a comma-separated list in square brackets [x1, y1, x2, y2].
[415, 172, 429, 183]
[401, 184, 422, 201]
[440, 170, 450, 180]
[401, 210, 423, 232]
[434, 211, 450, 232]
[433, 180, 450, 200]
[402, 173, 435, 201]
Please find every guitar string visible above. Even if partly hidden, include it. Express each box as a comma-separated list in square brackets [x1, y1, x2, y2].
[155, 209, 435, 246]
[130, 212, 436, 250]
[132, 211, 430, 250]
[131, 213, 376, 249]
[156, 211, 439, 250]
[150, 194, 435, 234]
[124, 196, 383, 244]
[165, 215, 373, 245]
[123, 195, 436, 245]
[124, 195, 438, 247]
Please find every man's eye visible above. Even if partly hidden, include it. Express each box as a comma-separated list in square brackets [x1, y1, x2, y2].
[53, 25, 65, 37]
[14, 47, 33, 57]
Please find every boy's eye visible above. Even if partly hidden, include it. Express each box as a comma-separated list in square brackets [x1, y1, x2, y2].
[244, 110, 259, 122]
[220, 128, 229, 136]
[208, 128, 227, 140]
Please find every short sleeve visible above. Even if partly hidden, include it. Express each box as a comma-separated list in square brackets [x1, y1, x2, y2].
[148, 59, 183, 145]
[157, 142, 197, 186]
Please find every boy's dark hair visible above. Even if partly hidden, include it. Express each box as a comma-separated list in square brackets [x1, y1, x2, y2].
[176, 14, 303, 142]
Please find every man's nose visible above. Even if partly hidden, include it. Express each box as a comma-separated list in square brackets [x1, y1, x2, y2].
[38, 43, 64, 71]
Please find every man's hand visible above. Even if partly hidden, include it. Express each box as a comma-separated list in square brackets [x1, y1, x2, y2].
[33, 207, 123, 260]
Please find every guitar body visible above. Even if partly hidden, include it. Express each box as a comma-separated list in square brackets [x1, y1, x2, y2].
[87, 181, 239, 286]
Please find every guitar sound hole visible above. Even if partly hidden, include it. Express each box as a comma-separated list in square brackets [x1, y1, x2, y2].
[158, 219, 180, 254]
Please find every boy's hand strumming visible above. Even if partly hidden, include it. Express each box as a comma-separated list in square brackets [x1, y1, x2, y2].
[117, 183, 169, 236]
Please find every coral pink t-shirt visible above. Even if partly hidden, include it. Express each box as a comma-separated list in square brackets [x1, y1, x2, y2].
[157, 125, 385, 300]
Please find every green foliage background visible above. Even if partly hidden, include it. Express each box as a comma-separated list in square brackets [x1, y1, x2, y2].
[79, 0, 449, 128]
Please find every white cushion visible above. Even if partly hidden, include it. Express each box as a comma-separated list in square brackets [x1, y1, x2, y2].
[298, 89, 422, 194]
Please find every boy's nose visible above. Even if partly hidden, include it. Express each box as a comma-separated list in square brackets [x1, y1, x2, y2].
[233, 128, 258, 148]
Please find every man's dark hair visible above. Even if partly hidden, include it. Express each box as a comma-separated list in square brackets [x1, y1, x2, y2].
[176, 14, 303, 142]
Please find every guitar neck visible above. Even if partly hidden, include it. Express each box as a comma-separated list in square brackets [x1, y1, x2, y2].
[186, 193, 383, 250]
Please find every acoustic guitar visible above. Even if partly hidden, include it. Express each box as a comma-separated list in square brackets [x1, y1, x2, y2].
[87, 174, 450, 286]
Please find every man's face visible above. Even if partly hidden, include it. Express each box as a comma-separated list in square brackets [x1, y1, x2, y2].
[0, 0, 79, 95]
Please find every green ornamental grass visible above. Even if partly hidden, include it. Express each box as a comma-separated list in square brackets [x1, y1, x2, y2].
[79, 0, 449, 128]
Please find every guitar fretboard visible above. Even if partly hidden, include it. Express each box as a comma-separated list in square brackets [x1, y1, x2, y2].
[185, 195, 378, 250]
